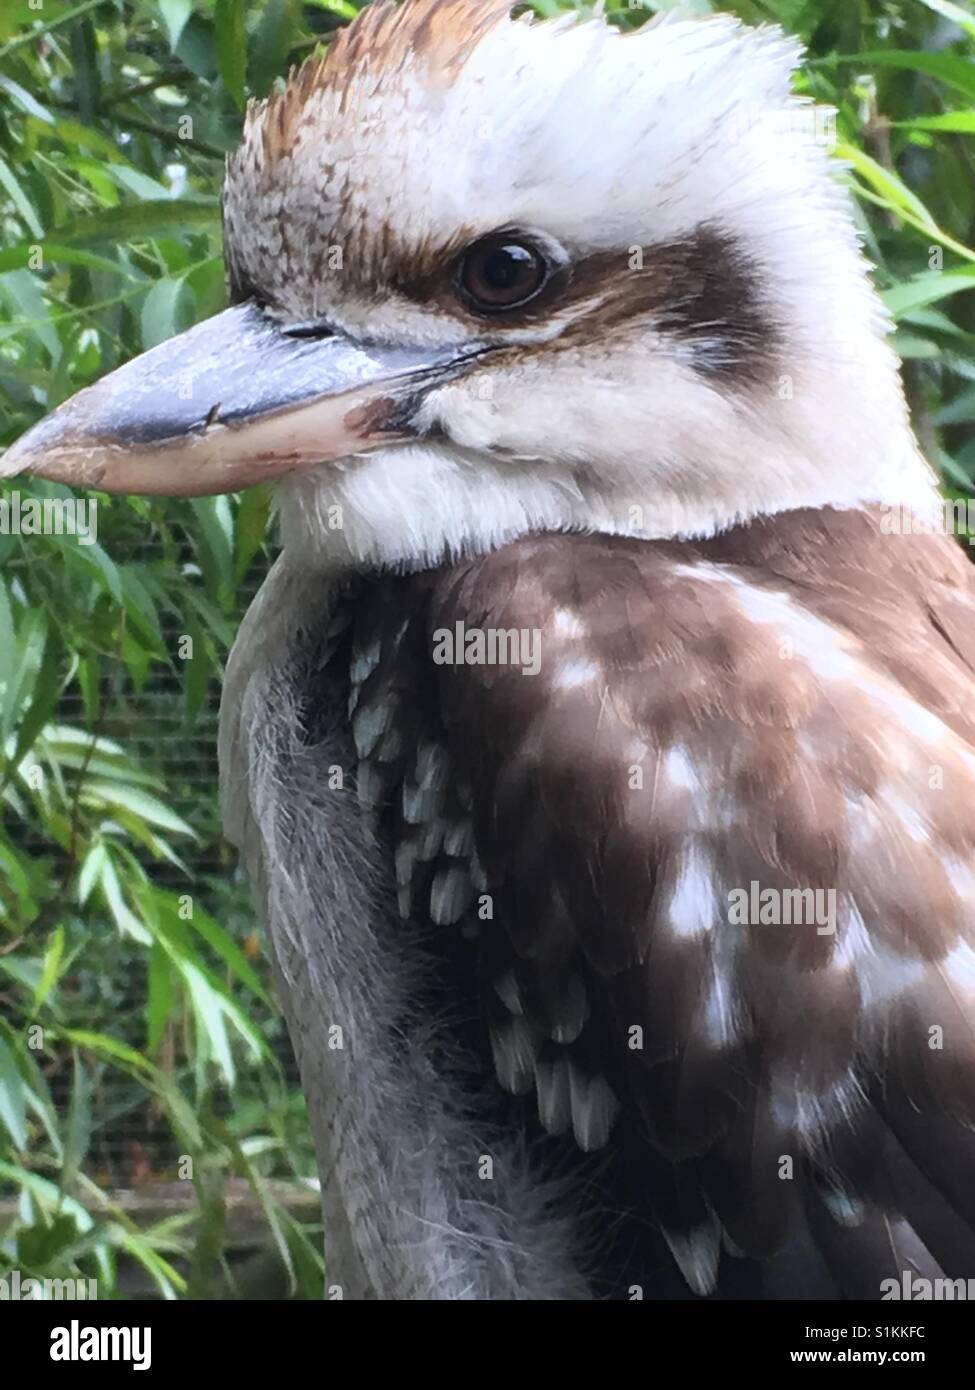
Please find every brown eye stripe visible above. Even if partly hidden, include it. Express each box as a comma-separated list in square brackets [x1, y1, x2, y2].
[558, 225, 781, 387]
[391, 222, 780, 387]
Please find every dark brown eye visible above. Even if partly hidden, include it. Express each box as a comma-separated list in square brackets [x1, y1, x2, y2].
[456, 235, 549, 313]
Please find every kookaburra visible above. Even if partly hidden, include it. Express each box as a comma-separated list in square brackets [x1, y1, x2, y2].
[7, 0, 975, 1301]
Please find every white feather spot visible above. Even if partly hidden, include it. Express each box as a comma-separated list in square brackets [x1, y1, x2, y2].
[836, 900, 924, 1009]
[879, 788, 930, 844]
[662, 1215, 721, 1297]
[663, 745, 699, 792]
[666, 842, 719, 938]
[555, 659, 599, 690]
[832, 899, 871, 971]
[494, 970, 524, 1016]
[534, 1053, 572, 1136]
[941, 941, 975, 998]
[568, 1066, 619, 1152]
[700, 965, 739, 1048]
[770, 1068, 863, 1142]
[553, 608, 586, 639]
[489, 1016, 537, 1096]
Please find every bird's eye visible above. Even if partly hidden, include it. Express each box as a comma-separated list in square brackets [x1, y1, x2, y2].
[456, 235, 549, 314]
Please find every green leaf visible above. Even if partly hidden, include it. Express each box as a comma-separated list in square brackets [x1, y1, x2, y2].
[183, 961, 235, 1086]
[32, 925, 65, 1011]
[97, 852, 153, 944]
[40, 116, 124, 162]
[0, 579, 15, 696]
[69, 17, 101, 126]
[234, 484, 270, 582]
[838, 143, 934, 226]
[303, 0, 357, 13]
[81, 781, 198, 838]
[838, 143, 975, 263]
[0, 1035, 27, 1149]
[893, 113, 975, 135]
[158, 0, 194, 51]
[915, 0, 975, 42]
[190, 494, 235, 601]
[58, 535, 124, 603]
[883, 268, 975, 319]
[107, 165, 174, 201]
[6, 619, 62, 773]
[0, 0, 109, 61]
[0, 269, 60, 359]
[147, 941, 172, 1052]
[141, 275, 191, 348]
[77, 841, 108, 906]
[182, 615, 211, 724]
[0, 75, 55, 124]
[18, 1044, 62, 1159]
[162, 890, 269, 1001]
[824, 51, 975, 103]
[215, 0, 247, 110]
[1, 608, 47, 743]
[60, 1029, 154, 1071]
[53, 199, 220, 246]
[63, 1052, 92, 1189]
[0, 1162, 94, 1229]
[0, 154, 43, 238]
[250, 0, 301, 96]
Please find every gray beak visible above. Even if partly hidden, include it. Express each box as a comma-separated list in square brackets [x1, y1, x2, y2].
[1, 303, 472, 497]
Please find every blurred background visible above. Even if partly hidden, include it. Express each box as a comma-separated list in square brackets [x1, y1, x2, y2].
[0, 0, 973, 1300]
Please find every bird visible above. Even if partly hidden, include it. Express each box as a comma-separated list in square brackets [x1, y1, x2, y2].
[6, 0, 975, 1301]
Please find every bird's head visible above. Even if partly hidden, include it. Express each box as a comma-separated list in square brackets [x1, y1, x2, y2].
[3, 0, 932, 570]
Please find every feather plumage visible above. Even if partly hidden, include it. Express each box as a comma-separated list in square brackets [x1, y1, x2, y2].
[320, 507, 975, 1295]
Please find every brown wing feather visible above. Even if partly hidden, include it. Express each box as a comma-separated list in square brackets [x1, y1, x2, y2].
[346, 506, 975, 1294]
[418, 509, 975, 1292]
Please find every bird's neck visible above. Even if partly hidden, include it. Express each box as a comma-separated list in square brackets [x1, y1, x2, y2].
[276, 421, 940, 577]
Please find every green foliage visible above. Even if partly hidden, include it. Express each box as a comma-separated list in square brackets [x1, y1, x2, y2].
[0, 0, 974, 1299]
[0, 0, 329, 1298]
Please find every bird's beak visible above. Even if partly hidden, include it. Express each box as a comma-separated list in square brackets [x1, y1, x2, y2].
[1, 302, 473, 497]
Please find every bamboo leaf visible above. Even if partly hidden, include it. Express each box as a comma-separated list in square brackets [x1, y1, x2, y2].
[52, 199, 220, 246]
[0, 154, 43, 237]
[60, 1029, 154, 1071]
[824, 51, 975, 102]
[893, 113, 975, 135]
[215, 0, 247, 110]
[147, 941, 172, 1052]
[80, 781, 198, 838]
[0, 1035, 28, 1149]
[883, 267, 975, 319]
[158, 0, 194, 51]
[32, 924, 65, 1011]
[141, 275, 191, 348]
